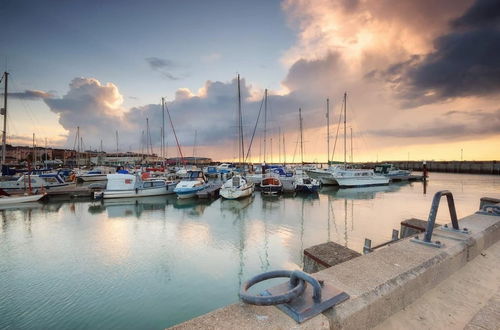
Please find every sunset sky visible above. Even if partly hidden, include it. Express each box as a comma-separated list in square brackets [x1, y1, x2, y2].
[1, 0, 499, 162]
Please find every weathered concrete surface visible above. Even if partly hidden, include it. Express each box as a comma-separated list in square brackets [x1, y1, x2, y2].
[303, 241, 361, 273]
[375, 240, 500, 329]
[465, 288, 500, 330]
[169, 201, 500, 330]
[318, 211, 500, 329]
[168, 302, 330, 330]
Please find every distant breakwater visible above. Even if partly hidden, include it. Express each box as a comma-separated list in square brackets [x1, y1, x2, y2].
[364, 161, 500, 175]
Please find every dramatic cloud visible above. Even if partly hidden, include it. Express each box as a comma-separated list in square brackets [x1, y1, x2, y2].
[373, 0, 500, 107]
[44, 78, 128, 147]
[145, 57, 183, 80]
[37, 0, 500, 160]
[2, 90, 53, 100]
[367, 109, 500, 139]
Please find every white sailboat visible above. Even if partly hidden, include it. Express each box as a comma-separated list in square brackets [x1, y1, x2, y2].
[220, 74, 255, 200]
[221, 175, 254, 199]
[332, 93, 389, 188]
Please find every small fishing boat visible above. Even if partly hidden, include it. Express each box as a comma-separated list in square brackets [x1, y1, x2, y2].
[100, 173, 176, 199]
[260, 176, 283, 195]
[374, 163, 411, 180]
[294, 176, 321, 193]
[220, 175, 254, 200]
[174, 170, 208, 199]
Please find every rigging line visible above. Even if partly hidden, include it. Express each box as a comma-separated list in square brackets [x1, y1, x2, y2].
[244, 95, 265, 163]
[164, 102, 185, 164]
[331, 101, 343, 161]
[291, 134, 299, 163]
[9, 76, 47, 138]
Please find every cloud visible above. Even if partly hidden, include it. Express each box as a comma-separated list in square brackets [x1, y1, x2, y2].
[145, 56, 183, 80]
[367, 109, 500, 139]
[2, 90, 53, 100]
[44, 77, 127, 145]
[452, 0, 500, 29]
[372, 0, 500, 107]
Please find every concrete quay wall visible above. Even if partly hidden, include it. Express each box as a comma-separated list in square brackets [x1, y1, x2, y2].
[169, 201, 500, 329]
[374, 160, 500, 175]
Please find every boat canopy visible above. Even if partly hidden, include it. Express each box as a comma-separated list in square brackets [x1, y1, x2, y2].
[106, 174, 138, 191]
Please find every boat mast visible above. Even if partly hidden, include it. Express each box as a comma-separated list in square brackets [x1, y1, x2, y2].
[350, 127, 353, 163]
[32, 133, 35, 168]
[278, 127, 281, 164]
[299, 108, 304, 165]
[263, 89, 267, 163]
[237, 74, 244, 166]
[326, 98, 330, 165]
[164, 100, 185, 164]
[343, 92, 347, 169]
[282, 131, 286, 165]
[161, 97, 165, 165]
[76, 126, 80, 167]
[1, 72, 8, 165]
[115, 130, 119, 153]
[193, 129, 197, 166]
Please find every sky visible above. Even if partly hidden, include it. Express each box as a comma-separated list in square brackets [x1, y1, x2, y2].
[1, 0, 499, 162]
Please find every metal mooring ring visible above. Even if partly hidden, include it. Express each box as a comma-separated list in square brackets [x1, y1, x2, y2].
[239, 270, 306, 306]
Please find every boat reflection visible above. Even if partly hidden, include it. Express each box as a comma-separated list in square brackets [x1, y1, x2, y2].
[220, 195, 254, 215]
[320, 183, 404, 200]
[173, 197, 216, 217]
[89, 196, 174, 218]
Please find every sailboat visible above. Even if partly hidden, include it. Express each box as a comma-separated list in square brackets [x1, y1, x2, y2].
[332, 93, 389, 188]
[220, 74, 254, 200]
[305, 98, 343, 185]
[0, 72, 46, 205]
[293, 107, 320, 193]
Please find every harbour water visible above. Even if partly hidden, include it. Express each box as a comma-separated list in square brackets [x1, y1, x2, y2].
[1, 172, 499, 329]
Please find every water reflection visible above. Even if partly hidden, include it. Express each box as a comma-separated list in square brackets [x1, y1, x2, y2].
[1, 173, 499, 329]
[320, 184, 403, 200]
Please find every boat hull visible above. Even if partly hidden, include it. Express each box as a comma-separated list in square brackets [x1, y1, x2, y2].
[102, 187, 172, 199]
[77, 175, 108, 182]
[220, 184, 254, 200]
[174, 186, 207, 199]
[305, 170, 338, 185]
[0, 193, 45, 205]
[295, 184, 320, 193]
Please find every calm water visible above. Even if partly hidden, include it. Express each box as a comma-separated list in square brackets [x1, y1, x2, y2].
[1, 173, 499, 329]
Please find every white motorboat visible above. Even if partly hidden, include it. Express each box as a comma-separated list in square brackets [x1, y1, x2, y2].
[174, 170, 208, 199]
[0, 173, 69, 190]
[100, 173, 176, 199]
[220, 175, 254, 200]
[306, 166, 342, 185]
[333, 169, 390, 187]
[0, 193, 45, 206]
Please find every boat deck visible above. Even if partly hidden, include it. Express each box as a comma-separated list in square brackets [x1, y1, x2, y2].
[196, 183, 222, 199]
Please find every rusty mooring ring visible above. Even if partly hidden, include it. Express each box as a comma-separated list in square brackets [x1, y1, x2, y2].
[239, 270, 305, 306]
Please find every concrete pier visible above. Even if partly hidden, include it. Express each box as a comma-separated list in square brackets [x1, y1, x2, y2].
[368, 160, 500, 175]
[169, 198, 500, 329]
